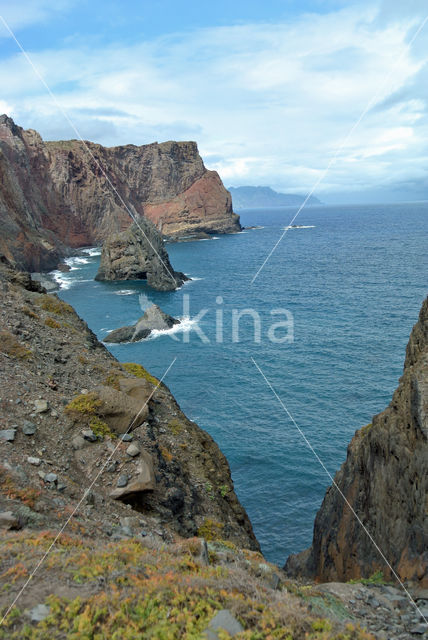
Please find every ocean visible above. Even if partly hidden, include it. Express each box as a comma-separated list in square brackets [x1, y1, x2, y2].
[55, 202, 428, 565]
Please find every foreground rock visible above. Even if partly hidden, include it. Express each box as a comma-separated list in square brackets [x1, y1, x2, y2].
[95, 221, 187, 290]
[286, 296, 428, 586]
[104, 304, 180, 343]
[0, 114, 240, 272]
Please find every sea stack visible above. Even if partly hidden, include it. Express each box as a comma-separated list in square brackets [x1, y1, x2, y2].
[95, 221, 187, 291]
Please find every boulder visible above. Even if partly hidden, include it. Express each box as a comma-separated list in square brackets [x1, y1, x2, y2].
[94, 377, 152, 434]
[203, 609, 244, 639]
[110, 452, 155, 499]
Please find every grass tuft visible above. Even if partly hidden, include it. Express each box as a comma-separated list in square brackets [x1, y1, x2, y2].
[0, 330, 32, 359]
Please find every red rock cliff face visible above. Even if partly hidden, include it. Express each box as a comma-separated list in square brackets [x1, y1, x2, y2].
[0, 115, 240, 271]
[286, 297, 428, 586]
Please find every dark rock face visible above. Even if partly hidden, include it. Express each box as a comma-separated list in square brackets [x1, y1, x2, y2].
[95, 221, 186, 291]
[104, 304, 180, 343]
[0, 115, 240, 272]
[285, 297, 428, 586]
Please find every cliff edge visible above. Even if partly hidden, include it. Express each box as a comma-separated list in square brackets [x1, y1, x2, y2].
[286, 297, 428, 586]
[0, 115, 240, 272]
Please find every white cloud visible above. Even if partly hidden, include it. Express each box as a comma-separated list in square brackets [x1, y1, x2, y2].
[0, 3, 427, 199]
[0, 1, 76, 34]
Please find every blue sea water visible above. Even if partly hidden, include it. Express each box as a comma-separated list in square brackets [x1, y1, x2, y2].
[56, 202, 427, 566]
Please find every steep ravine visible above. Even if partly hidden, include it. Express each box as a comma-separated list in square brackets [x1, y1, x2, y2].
[286, 297, 428, 588]
[0, 115, 240, 272]
[1, 264, 427, 637]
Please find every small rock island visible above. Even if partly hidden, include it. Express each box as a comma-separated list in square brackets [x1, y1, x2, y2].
[104, 304, 180, 343]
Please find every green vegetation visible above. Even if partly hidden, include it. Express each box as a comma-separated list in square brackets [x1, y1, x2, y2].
[122, 362, 160, 386]
[0, 532, 375, 639]
[103, 372, 122, 390]
[197, 518, 224, 541]
[219, 484, 230, 498]
[89, 417, 116, 440]
[168, 419, 184, 435]
[348, 570, 388, 586]
[0, 330, 32, 359]
[64, 392, 102, 418]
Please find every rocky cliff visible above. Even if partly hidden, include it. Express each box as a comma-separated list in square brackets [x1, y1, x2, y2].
[95, 221, 187, 291]
[0, 115, 240, 272]
[286, 297, 428, 586]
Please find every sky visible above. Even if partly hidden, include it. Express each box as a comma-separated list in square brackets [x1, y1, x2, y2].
[0, 0, 427, 203]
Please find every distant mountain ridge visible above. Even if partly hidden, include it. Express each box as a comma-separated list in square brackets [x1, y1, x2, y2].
[229, 186, 322, 209]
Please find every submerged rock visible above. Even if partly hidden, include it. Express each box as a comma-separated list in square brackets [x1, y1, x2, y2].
[95, 221, 187, 291]
[104, 304, 180, 343]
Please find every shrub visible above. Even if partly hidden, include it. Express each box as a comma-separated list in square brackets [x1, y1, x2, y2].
[89, 417, 115, 440]
[38, 295, 73, 315]
[65, 392, 102, 418]
[21, 306, 39, 319]
[122, 362, 160, 386]
[45, 317, 61, 329]
[197, 519, 224, 541]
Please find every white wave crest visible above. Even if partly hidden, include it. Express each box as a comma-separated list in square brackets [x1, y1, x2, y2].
[64, 256, 90, 270]
[50, 270, 73, 290]
[282, 225, 316, 230]
[82, 247, 102, 256]
[147, 316, 198, 340]
[114, 290, 136, 296]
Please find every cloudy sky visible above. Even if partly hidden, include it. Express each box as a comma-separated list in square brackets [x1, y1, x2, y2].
[0, 0, 427, 203]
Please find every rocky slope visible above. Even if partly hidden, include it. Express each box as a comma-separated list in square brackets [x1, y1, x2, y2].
[286, 297, 428, 587]
[0, 258, 257, 550]
[0, 115, 240, 272]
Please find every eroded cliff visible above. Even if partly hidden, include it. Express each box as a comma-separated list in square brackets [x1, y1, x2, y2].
[286, 297, 428, 586]
[0, 115, 240, 272]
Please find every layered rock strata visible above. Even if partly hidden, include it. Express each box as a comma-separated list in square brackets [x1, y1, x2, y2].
[0, 115, 240, 272]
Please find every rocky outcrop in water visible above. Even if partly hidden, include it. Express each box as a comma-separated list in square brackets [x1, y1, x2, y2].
[104, 304, 180, 343]
[0, 115, 240, 272]
[95, 221, 187, 290]
[285, 297, 428, 586]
